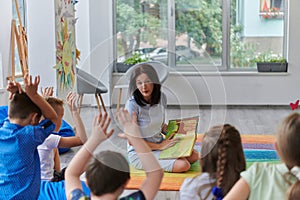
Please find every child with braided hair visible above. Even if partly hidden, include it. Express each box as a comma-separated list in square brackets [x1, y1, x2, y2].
[224, 113, 300, 200]
[180, 124, 246, 200]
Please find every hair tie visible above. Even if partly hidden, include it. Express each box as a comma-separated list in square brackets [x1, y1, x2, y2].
[212, 186, 223, 200]
[291, 166, 300, 180]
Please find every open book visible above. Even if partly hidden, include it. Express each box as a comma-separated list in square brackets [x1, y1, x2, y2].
[159, 116, 199, 159]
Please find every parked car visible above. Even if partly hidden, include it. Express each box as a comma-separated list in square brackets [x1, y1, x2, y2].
[136, 47, 156, 54]
[148, 48, 168, 62]
[117, 47, 156, 62]
[148, 46, 200, 61]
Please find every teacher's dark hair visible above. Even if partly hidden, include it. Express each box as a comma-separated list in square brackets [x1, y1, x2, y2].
[128, 64, 161, 106]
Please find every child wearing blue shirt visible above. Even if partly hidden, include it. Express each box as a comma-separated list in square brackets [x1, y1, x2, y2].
[0, 74, 58, 199]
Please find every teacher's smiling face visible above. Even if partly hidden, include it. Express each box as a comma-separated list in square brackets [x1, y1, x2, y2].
[136, 73, 154, 102]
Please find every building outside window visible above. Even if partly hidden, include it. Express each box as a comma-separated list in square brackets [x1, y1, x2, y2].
[114, 0, 287, 72]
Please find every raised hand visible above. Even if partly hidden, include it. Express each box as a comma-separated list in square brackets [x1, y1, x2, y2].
[90, 112, 114, 143]
[24, 73, 40, 97]
[117, 108, 141, 140]
[66, 92, 79, 113]
[7, 81, 23, 100]
[40, 86, 54, 97]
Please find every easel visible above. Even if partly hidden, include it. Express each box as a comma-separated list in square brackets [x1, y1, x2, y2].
[7, 0, 28, 81]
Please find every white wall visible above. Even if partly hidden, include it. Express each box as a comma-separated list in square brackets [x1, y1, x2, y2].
[76, 1, 90, 72]
[75, 0, 113, 106]
[88, 0, 113, 106]
[26, 0, 56, 89]
[0, 0, 12, 104]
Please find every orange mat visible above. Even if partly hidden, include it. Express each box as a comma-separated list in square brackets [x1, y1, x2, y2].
[126, 134, 276, 191]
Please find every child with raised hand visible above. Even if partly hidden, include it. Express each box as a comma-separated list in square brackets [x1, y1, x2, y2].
[180, 124, 246, 200]
[0, 74, 58, 199]
[224, 113, 300, 200]
[38, 92, 87, 181]
[126, 64, 198, 173]
[65, 108, 163, 200]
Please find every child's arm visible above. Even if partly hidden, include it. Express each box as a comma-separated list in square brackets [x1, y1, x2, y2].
[65, 113, 114, 199]
[145, 137, 178, 150]
[24, 74, 58, 126]
[53, 148, 61, 172]
[57, 92, 87, 148]
[118, 109, 163, 200]
[223, 178, 250, 200]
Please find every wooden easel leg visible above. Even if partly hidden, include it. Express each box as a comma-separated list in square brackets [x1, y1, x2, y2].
[98, 93, 107, 113]
[78, 94, 83, 114]
[117, 88, 123, 112]
[95, 94, 102, 114]
[10, 20, 16, 81]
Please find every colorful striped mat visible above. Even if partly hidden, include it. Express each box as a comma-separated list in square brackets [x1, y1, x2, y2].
[126, 134, 280, 191]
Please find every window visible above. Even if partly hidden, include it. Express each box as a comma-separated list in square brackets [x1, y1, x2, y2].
[115, 0, 287, 72]
[259, 0, 284, 19]
[232, 0, 286, 68]
[260, 0, 283, 12]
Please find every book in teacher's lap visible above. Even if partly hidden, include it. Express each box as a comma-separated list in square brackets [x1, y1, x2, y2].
[159, 116, 199, 159]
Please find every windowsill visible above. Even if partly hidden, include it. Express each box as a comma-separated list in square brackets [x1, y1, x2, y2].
[113, 71, 289, 76]
[259, 11, 284, 19]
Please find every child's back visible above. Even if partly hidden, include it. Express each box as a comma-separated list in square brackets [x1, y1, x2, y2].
[0, 75, 58, 199]
[180, 124, 246, 199]
[0, 93, 55, 198]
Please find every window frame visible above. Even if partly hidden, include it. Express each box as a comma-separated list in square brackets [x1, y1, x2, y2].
[113, 0, 289, 72]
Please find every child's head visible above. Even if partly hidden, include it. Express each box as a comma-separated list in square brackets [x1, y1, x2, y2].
[276, 113, 300, 199]
[200, 124, 246, 196]
[45, 97, 64, 128]
[8, 93, 42, 125]
[85, 150, 130, 196]
[129, 64, 161, 106]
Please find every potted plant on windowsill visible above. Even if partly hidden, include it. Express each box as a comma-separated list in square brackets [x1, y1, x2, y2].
[115, 52, 149, 73]
[253, 53, 288, 72]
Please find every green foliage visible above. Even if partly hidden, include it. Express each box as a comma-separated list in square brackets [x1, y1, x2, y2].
[175, 1, 223, 55]
[165, 121, 179, 139]
[230, 27, 257, 68]
[124, 53, 148, 65]
[116, 0, 260, 68]
[116, 0, 162, 59]
[252, 52, 287, 63]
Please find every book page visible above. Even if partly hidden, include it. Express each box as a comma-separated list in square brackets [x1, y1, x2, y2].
[159, 131, 196, 159]
[160, 116, 199, 159]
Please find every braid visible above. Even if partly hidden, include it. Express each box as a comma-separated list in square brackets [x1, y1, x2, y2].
[202, 124, 245, 199]
[216, 127, 230, 190]
[215, 124, 246, 197]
